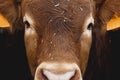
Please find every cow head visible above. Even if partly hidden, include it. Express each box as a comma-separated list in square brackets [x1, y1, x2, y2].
[0, 0, 120, 80]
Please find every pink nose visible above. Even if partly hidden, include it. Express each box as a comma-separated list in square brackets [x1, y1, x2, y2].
[34, 62, 82, 80]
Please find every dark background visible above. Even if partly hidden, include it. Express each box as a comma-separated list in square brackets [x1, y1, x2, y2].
[108, 28, 120, 80]
[0, 27, 119, 80]
[0, 28, 32, 80]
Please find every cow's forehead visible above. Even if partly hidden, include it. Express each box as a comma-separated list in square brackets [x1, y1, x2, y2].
[23, 0, 91, 4]
[22, 0, 93, 28]
[22, 0, 92, 16]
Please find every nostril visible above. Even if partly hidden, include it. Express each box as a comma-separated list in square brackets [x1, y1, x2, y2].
[41, 70, 48, 80]
[70, 70, 81, 80]
[34, 69, 48, 80]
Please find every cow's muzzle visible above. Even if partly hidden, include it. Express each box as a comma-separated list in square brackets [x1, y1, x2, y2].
[34, 62, 82, 80]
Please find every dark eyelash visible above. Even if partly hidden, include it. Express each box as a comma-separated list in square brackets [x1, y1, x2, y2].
[24, 20, 30, 28]
[87, 23, 93, 30]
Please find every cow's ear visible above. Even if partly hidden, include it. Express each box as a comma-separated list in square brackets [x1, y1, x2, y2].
[0, 0, 22, 31]
[99, 0, 120, 23]
[0, 0, 22, 24]
[94, 0, 120, 30]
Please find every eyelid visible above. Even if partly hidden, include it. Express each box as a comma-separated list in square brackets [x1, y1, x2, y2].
[23, 13, 34, 25]
[83, 13, 94, 31]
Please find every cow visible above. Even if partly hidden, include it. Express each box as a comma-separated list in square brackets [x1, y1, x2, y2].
[0, 0, 120, 80]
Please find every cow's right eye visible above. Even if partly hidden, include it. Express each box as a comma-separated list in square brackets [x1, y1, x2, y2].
[24, 20, 30, 28]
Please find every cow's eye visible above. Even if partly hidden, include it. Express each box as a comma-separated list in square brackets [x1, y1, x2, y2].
[87, 23, 93, 30]
[24, 20, 30, 28]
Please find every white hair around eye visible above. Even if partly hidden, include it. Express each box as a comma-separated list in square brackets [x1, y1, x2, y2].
[83, 13, 94, 37]
[23, 13, 34, 26]
[23, 13, 35, 36]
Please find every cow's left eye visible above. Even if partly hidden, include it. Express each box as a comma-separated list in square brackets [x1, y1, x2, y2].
[24, 20, 30, 28]
[87, 23, 93, 30]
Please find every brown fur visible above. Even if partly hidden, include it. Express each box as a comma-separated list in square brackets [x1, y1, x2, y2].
[23, 0, 93, 76]
[0, 0, 120, 80]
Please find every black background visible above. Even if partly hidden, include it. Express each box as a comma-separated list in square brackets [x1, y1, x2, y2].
[0, 28, 32, 80]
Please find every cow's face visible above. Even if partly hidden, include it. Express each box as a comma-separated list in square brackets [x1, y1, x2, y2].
[22, 0, 94, 80]
[1, 0, 120, 80]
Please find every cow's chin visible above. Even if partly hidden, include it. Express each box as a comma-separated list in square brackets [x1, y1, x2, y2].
[34, 62, 83, 80]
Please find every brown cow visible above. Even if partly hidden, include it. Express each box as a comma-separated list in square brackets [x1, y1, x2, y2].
[0, 0, 120, 80]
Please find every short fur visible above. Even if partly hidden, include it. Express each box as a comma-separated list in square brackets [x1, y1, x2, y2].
[0, 0, 120, 80]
